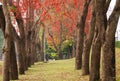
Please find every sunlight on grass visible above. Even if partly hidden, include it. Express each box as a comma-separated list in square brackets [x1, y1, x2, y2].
[116, 48, 120, 81]
[14, 59, 88, 81]
[0, 48, 119, 81]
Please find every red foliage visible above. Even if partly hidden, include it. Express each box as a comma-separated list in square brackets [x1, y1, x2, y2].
[11, 0, 91, 43]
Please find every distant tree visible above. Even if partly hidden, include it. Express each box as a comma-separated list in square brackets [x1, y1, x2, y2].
[75, 0, 91, 70]
[81, 0, 95, 75]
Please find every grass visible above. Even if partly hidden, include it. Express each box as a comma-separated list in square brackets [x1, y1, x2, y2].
[0, 48, 119, 81]
[13, 59, 89, 81]
[116, 41, 120, 48]
[116, 48, 120, 81]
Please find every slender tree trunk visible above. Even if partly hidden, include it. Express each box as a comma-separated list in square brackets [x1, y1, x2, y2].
[30, 30, 37, 64]
[72, 31, 77, 57]
[89, 33, 101, 81]
[2, 38, 11, 81]
[0, 5, 5, 36]
[41, 27, 45, 61]
[9, 41, 18, 80]
[75, 0, 91, 70]
[102, 1, 120, 80]
[27, 31, 31, 67]
[81, 1, 95, 75]
[15, 40, 25, 74]
[75, 28, 83, 69]
[58, 22, 63, 59]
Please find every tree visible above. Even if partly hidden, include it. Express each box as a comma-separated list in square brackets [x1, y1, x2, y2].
[81, 0, 95, 75]
[2, 0, 13, 80]
[9, 41, 18, 80]
[75, 0, 91, 70]
[102, 0, 120, 81]
[89, 0, 106, 80]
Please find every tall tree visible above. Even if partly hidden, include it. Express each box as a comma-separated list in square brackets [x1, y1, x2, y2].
[40, 24, 45, 61]
[2, 0, 13, 80]
[9, 41, 18, 80]
[81, 0, 95, 75]
[89, 0, 106, 81]
[75, 0, 91, 69]
[102, 0, 120, 81]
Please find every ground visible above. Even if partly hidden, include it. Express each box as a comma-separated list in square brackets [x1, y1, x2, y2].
[14, 59, 89, 81]
[0, 48, 120, 81]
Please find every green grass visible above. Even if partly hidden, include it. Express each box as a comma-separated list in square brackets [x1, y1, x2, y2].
[13, 59, 88, 81]
[116, 41, 120, 48]
[0, 48, 120, 81]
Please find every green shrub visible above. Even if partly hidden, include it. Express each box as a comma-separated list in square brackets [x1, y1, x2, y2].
[50, 53, 58, 59]
[61, 40, 73, 59]
[45, 44, 58, 59]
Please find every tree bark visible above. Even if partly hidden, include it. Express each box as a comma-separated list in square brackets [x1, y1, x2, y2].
[41, 26, 45, 61]
[9, 41, 18, 80]
[16, 17, 28, 70]
[15, 40, 25, 74]
[81, 2, 95, 75]
[89, 33, 101, 81]
[102, 0, 120, 81]
[58, 22, 63, 59]
[30, 30, 37, 64]
[89, 0, 106, 81]
[1, 3, 19, 80]
[72, 31, 77, 57]
[75, 0, 91, 70]
[2, 0, 13, 80]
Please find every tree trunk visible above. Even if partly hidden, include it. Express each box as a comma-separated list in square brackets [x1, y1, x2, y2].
[75, 28, 83, 69]
[0, 5, 5, 36]
[89, 0, 106, 81]
[75, 0, 91, 70]
[72, 31, 76, 57]
[26, 30, 31, 67]
[81, 1, 95, 75]
[2, 38, 11, 81]
[30, 30, 37, 64]
[89, 34, 101, 81]
[41, 27, 45, 61]
[102, 1, 120, 80]
[57, 49, 62, 59]
[1, 3, 19, 80]
[15, 40, 25, 74]
[9, 41, 18, 80]
[58, 22, 63, 59]
[2, 0, 13, 80]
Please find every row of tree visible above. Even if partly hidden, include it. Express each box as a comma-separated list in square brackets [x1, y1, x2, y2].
[75, 0, 120, 81]
[0, 0, 44, 81]
[0, 0, 120, 81]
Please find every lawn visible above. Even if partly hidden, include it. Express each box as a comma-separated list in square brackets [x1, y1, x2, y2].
[0, 48, 120, 81]
[13, 59, 89, 81]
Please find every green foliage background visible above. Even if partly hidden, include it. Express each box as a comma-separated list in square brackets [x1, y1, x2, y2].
[116, 41, 120, 48]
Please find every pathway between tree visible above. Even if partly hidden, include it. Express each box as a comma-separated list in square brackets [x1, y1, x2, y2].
[17, 59, 88, 81]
